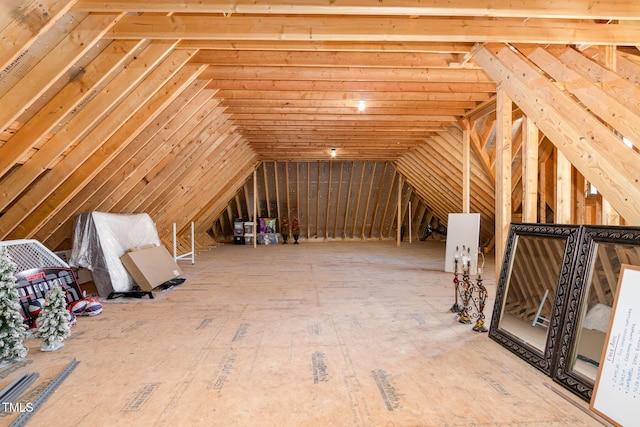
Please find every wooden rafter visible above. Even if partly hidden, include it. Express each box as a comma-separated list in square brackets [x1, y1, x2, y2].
[0, 0, 79, 70]
[72, 0, 640, 20]
[38, 81, 214, 248]
[107, 15, 640, 45]
[474, 44, 640, 225]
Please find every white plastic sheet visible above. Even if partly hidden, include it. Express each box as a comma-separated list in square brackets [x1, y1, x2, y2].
[70, 212, 161, 295]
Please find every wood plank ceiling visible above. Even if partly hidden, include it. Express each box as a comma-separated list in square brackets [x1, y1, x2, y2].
[1, 1, 640, 252]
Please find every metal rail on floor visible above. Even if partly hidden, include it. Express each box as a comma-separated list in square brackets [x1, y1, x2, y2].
[9, 359, 79, 427]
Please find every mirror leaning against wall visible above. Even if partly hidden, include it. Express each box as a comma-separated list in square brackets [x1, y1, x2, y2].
[489, 223, 581, 376]
[553, 225, 640, 402]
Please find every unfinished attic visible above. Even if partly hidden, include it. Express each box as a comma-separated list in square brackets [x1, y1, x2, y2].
[1, 1, 640, 426]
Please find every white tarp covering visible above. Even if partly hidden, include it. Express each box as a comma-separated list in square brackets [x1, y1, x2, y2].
[70, 212, 161, 296]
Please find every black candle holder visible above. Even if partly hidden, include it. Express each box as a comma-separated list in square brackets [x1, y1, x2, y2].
[450, 246, 488, 332]
[471, 275, 488, 333]
[450, 246, 463, 313]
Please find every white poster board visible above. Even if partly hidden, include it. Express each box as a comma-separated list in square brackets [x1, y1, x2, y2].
[444, 213, 480, 274]
[590, 264, 640, 427]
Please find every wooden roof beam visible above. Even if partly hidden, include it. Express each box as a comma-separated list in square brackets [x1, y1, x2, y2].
[229, 114, 457, 122]
[207, 79, 496, 92]
[38, 83, 216, 248]
[152, 132, 248, 232]
[74, 0, 640, 20]
[234, 119, 448, 128]
[224, 107, 470, 116]
[192, 50, 471, 68]
[5, 57, 203, 240]
[0, 39, 146, 180]
[524, 45, 640, 138]
[248, 136, 425, 143]
[189, 153, 259, 238]
[179, 40, 475, 53]
[473, 44, 640, 225]
[108, 15, 640, 45]
[239, 127, 437, 134]
[464, 96, 496, 122]
[254, 152, 404, 161]
[115, 110, 234, 213]
[216, 90, 492, 102]
[223, 99, 479, 109]
[0, 12, 123, 136]
[200, 65, 492, 83]
[0, 0, 79, 71]
[0, 40, 178, 216]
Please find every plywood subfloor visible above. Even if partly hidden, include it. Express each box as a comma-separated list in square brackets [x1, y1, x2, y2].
[1, 241, 604, 426]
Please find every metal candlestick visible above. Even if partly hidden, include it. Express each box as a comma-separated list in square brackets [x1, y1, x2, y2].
[457, 247, 473, 324]
[449, 245, 489, 332]
[450, 246, 463, 313]
[471, 249, 488, 333]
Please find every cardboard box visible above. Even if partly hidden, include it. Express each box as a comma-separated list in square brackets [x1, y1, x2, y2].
[120, 245, 183, 291]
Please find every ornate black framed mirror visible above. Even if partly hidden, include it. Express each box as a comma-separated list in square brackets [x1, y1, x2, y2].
[489, 223, 580, 375]
[554, 225, 640, 401]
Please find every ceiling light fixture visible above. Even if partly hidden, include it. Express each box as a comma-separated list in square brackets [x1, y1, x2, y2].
[357, 100, 366, 111]
[330, 148, 337, 157]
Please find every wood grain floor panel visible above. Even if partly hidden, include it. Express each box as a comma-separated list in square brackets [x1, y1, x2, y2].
[0, 241, 604, 426]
